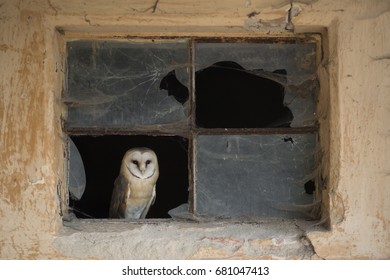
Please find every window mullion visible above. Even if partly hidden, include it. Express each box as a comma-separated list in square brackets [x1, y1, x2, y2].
[188, 38, 196, 214]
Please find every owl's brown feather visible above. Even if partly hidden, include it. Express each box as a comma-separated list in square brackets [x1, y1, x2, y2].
[109, 174, 131, 218]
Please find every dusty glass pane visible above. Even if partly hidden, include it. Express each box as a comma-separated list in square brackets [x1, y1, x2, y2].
[195, 134, 318, 218]
[65, 40, 189, 128]
[195, 43, 318, 127]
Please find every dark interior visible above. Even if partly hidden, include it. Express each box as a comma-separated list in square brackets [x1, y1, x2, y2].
[69, 135, 189, 219]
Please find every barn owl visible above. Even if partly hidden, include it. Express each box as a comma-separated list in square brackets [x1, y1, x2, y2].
[109, 148, 159, 219]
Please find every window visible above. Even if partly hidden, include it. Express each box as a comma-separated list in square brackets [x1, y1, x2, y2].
[63, 36, 321, 220]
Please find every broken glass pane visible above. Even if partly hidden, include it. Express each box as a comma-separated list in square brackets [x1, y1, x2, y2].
[69, 135, 189, 219]
[65, 40, 189, 129]
[195, 43, 318, 127]
[195, 134, 319, 218]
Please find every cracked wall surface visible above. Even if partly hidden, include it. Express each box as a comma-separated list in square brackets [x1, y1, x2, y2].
[1, 0, 389, 259]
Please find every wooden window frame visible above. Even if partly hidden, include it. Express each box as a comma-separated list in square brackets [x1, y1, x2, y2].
[63, 34, 322, 220]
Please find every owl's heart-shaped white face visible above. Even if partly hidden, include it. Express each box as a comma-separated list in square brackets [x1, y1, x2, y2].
[124, 149, 158, 179]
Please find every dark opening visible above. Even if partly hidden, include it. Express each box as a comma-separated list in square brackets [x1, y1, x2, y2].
[160, 61, 293, 128]
[69, 135, 188, 219]
[195, 61, 293, 128]
[304, 180, 316, 195]
[283, 137, 294, 144]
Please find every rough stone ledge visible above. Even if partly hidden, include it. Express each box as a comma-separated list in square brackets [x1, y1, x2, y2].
[55, 218, 325, 259]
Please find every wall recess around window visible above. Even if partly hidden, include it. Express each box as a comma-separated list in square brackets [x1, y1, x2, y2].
[64, 36, 321, 220]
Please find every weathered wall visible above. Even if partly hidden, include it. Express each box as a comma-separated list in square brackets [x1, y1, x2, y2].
[0, 0, 389, 259]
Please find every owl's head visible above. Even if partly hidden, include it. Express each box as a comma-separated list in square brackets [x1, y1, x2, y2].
[123, 148, 159, 180]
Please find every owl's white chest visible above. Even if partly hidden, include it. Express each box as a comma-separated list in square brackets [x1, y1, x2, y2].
[124, 179, 155, 219]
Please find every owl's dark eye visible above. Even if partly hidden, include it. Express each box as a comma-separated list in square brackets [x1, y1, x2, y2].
[132, 160, 138, 165]
[145, 160, 151, 165]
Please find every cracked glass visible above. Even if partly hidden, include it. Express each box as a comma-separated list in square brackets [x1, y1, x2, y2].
[65, 40, 189, 129]
[195, 134, 319, 218]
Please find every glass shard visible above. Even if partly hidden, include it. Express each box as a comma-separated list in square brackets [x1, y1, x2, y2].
[68, 137, 86, 201]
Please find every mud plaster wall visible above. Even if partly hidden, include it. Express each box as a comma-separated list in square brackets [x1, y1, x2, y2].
[0, 0, 389, 259]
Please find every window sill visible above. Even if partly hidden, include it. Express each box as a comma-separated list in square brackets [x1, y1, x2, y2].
[55, 218, 324, 259]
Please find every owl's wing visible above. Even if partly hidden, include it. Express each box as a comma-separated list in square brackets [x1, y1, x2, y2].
[140, 184, 156, 219]
[109, 174, 130, 218]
